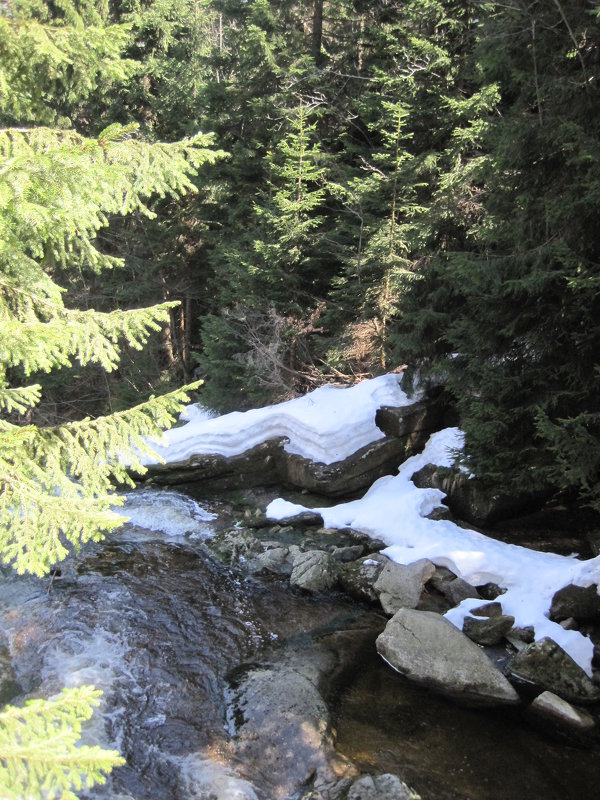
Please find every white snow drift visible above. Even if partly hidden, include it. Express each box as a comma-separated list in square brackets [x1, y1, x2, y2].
[154, 375, 600, 675]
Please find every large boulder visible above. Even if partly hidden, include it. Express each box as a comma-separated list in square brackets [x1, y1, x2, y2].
[411, 466, 546, 526]
[462, 606, 515, 646]
[506, 637, 600, 704]
[376, 608, 520, 707]
[281, 436, 415, 498]
[143, 393, 451, 498]
[374, 387, 452, 457]
[143, 438, 285, 490]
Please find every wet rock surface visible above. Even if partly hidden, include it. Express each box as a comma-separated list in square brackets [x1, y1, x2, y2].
[506, 637, 600, 704]
[346, 773, 420, 800]
[376, 608, 520, 707]
[528, 690, 596, 734]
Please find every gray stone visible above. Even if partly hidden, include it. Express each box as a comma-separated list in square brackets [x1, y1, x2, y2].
[374, 559, 436, 615]
[443, 577, 481, 606]
[506, 637, 600, 704]
[290, 550, 339, 593]
[429, 566, 458, 592]
[529, 690, 596, 733]
[338, 554, 387, 603]
[330, 545, 365, 563]
[376, 608, 520, 707]
[347, 773, 420, 800]
[463, 614, 515, 646]
[251, 547, 292, 575]
[470, 602, 503, 618]
[550, 583, 600, 622]
[476, 582, 505, 600]
[510, 626, 536, 644]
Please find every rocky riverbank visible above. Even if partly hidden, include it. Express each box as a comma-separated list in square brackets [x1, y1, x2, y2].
[140, 378, 600, 752]
[201, 490, 600, 746]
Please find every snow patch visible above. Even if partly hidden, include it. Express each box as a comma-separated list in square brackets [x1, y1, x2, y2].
[143, 374, 409, 466]
[267, 428, 600, 675]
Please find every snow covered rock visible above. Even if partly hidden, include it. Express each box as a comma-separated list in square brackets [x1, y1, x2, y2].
[373, 558, 436, 615]
[142, 375, 424, 496]
[376, 608, 520, 707]
[506, 637, 600, 704]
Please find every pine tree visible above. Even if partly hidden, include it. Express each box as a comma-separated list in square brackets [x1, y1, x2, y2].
[200, 93, 329, 408]
[0, 3, 224, 794]
[0, 121, 222, 575]
[395, 1, 600, 510]
[0, 686, 125, 799]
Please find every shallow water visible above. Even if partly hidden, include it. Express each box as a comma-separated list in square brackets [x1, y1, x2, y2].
[332, 644, 600, 800]
[1, 488, 599, 799]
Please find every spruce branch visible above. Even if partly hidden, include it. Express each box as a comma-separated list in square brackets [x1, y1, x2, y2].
[0, 686, 124, 800]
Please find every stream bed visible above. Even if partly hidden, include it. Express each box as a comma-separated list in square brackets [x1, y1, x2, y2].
[1, 488, 599, 799]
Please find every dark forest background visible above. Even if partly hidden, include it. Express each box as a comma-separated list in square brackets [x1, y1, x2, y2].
[3, 0, 600, 510]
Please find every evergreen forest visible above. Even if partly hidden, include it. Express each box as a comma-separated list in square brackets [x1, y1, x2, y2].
[1, 0, 600, 795]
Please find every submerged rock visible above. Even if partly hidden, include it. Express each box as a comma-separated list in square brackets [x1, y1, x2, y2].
[346, 773, 420, 800]
[506, 637, 600, 704]
[376, 608, 520, 707]
[528, 690, 596, 734]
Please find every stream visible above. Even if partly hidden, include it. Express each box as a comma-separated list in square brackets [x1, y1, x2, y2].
[1, 488, 599, 799]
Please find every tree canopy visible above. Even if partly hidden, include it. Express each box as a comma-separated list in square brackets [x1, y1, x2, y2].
[0, 1, 223, 795]
[2, 1, 600, 794]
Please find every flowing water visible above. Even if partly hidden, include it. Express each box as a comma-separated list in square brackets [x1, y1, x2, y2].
[1, 488, 599, 799]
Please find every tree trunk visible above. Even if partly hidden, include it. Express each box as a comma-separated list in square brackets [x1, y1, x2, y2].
[312, 0, 324, 66]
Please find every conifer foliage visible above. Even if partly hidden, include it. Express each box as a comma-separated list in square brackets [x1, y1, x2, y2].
[0, 2, 223, 796]
[0, 686, 125, 799]
[0, 121, 220, 577]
